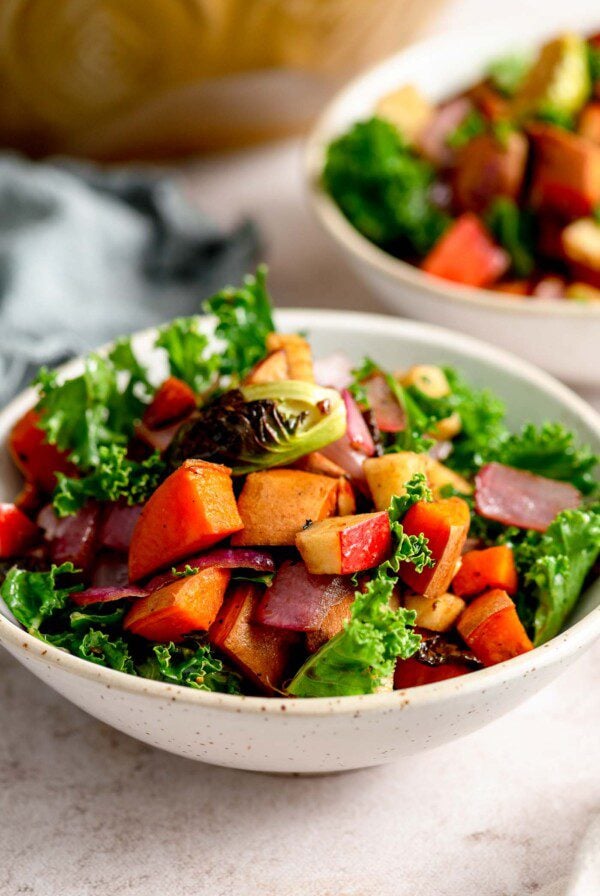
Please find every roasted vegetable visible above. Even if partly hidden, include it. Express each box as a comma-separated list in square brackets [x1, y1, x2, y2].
[128, 460, 243, 581]
[167, 382, 346, 475]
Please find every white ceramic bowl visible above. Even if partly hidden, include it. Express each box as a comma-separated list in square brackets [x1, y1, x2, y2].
[305, 13, 600, 386]
[0, 310, 599, 774]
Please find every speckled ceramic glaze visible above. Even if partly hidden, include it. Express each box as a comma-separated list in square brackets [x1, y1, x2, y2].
[0, 311, 599, 773]
[305, 11, 600, 385]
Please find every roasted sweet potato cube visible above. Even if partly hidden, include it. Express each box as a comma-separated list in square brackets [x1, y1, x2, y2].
[529, 123, 600, 217]
[232, 469, 338, 546]
[399, 498, 470, 599]
[209, 583, 300, 693]
[457, 588, 533, 666]
[129, 460, 242, 581]
[292, 451, 347, 478]
[453, 131, 528, 213]
[266, 333, 314, 382]
[243, 349, 290, 385]
[124, 567, 230, 642]
[578, 103, 600, 144]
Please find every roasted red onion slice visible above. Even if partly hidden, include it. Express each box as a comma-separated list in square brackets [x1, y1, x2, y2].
[254, 560, 355, 632]
[313, 352, 353, 391]
[99, 503, 142, 553]
[341, 389, 375, 456]
[145, 548, 275, 591]
[71, 585, 149, 606]
[475, 462, 581, 532]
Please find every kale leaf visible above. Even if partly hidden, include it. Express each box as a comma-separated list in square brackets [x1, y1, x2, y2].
[203, 265, 275, 382]
[485, 198, 535, 278]
[1, 562, 82, 631]
[514, 507, 600, 645]
[488, 422, 599, 495]
[138, 640, 241, 693]
[323, 117, 450, 255]
[446, 108, 486, 150]
[34, 339, 153, 470]
[155, 316, 219, 394]
[52, 445, 165, 516]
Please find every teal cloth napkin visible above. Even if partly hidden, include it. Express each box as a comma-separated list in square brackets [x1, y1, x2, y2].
[0, 155, 258, 402]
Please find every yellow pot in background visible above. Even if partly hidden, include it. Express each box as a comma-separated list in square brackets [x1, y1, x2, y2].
[0, 0, 446, 160]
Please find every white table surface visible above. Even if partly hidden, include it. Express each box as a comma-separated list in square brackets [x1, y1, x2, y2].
[2, 2, 600, 894]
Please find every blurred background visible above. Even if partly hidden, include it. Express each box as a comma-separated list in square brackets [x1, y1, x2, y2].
[0, 0, 445, 160]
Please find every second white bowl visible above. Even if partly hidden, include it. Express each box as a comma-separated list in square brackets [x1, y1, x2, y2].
[306, 14, 600, 385]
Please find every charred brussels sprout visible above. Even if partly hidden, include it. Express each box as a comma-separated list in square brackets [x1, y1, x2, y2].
[166, 381, 346, 475]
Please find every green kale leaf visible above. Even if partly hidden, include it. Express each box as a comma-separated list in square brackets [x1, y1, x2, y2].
[446, 108, 486, 150]
[155, 316, 219, 394]
[485, 197, 535, 278]
[34, 339, 153, 470]
[52, 445, 165, 516]
[488, 422, 599, 495]
[323, 117, 450, 255]
[516, 507, 600, 646]
[1, 562, 82, 631]
[487, 52, 532, 97]
[138, 640, 241, 693]
[203, 265, 275, 382]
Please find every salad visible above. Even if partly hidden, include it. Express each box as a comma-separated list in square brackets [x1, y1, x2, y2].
[1, 268, 598, 697]
[324, 31, 600, 300]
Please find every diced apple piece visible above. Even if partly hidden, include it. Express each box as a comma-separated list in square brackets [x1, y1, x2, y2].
[529, 123, 600, 217]
[457, 588, 533, 666]
[399, 497, 470, 599]
[429, 412, 462, 442]
[403, 592, 466, 632]
[292, 451, 347, 478]
[579, 103, 600, 143]
[453, 131, 528, 213]
[232, 469, 338, 546]
[124, 567, 230, 642]
[364, 452, 429, 511]
[399, 365, 450, 398]
[295, 512, 392, 575]
[375, 84, 434, 143]
[425, 458, 472, 499]
[209, 583, 299, 693]
[561, 217, 600, 286]
[266, 333, 314, 382]
[422, 214, 510, 287]
[336, 477, 356, 515]
[244, 349, 289, 385]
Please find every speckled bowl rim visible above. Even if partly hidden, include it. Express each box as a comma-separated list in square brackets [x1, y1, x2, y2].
[304, 22, 600, 321]
[0, 309, 598, 715]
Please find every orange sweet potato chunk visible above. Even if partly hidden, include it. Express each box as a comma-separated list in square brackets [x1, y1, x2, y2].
[128, 459, 243, 581]
[124, 567, 230, 642]
[209, 583, 299, 693]
[399, 497, 470, 599]
[232, 469, 338, 546]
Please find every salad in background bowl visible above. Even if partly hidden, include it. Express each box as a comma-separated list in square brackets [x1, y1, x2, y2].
[0, 269, 598, 772]
[306, 14, 600, 384]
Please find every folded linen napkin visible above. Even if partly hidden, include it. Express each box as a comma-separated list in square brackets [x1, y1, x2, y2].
[0, 155, 259, 403]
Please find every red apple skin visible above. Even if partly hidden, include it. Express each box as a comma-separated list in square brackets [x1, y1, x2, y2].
[339, 512, 392, 574]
